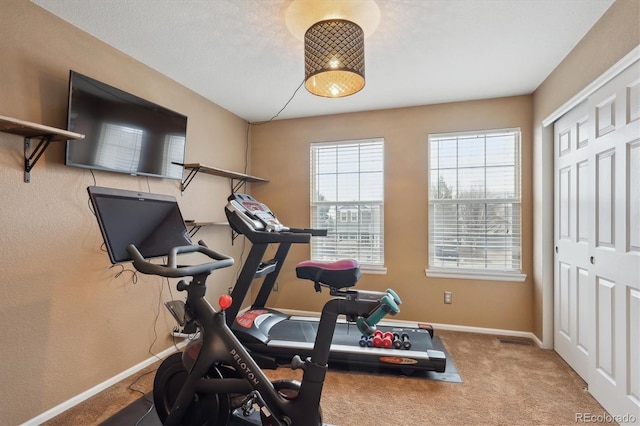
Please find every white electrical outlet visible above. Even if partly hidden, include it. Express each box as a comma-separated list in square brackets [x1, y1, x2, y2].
[444, 291, 452, 304]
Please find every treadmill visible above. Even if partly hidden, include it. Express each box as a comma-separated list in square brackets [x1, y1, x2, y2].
[224, 193, 446, 374]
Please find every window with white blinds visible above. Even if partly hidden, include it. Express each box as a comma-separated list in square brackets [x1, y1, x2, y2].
[427, 128, 522, 278]
[310, 139, 384, 270]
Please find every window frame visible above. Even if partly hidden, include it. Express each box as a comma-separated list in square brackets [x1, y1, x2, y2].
[426, 128, 526, 282]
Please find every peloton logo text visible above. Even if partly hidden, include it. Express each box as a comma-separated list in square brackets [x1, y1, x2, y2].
[230, 349, 260, 386]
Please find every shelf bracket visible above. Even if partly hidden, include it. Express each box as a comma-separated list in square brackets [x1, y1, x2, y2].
[181, 166, 200, 192]
[24, 135, 53, 183]
[188, 225, 203, 238]
[230, 178, 247, 193]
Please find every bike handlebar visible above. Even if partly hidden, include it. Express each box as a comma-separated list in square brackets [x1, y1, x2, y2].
[127, 241, 234, 278]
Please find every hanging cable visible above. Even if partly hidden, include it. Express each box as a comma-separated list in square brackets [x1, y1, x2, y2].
[250, 79, 305, 125]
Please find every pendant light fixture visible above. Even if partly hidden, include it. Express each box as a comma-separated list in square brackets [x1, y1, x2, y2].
[286, 0, 379, 98]
[304, 19, 365, 98]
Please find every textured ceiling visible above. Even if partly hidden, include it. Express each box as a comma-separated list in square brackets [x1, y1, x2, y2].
[32, 0, 615, 123]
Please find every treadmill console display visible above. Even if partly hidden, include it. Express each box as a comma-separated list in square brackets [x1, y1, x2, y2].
[226, 193, 289, 232]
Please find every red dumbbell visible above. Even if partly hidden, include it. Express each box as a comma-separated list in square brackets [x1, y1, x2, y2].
[382, 332, 394, 349]
[373, 330, 384, 347]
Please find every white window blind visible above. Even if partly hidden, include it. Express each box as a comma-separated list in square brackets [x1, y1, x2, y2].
[428, 129, 522, 275]
[310, 139, 384, 268]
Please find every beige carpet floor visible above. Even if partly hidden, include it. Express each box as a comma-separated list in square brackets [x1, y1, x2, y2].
[44, 330, 611, 425]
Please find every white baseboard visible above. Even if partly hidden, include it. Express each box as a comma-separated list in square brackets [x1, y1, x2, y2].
[431, 322, 544, 347]
[23, 343, 185, 426]
[25, 309, 543, 425]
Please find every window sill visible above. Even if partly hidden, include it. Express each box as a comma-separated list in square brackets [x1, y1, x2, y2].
[425, 268, 526, 282]
[361, 266, 387, 275]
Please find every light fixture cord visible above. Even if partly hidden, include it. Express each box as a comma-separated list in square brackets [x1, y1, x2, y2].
[250, 79, 305, 125]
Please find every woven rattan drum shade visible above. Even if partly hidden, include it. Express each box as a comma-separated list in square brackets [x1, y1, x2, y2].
[304, 19, 365, 97]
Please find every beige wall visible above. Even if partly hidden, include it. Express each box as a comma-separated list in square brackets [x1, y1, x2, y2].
[531, 0, 639, 344]
[0, 1, 249, 424]
[249, 96, 534, 332]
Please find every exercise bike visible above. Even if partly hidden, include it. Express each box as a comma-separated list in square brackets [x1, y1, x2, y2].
[129, 242, 400, 425]
[87, 185, 400, 425]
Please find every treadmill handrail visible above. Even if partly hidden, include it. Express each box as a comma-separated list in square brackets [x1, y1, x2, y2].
[288, 228, 328, 237]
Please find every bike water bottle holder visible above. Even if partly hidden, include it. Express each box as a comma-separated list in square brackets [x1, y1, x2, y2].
[356, 289, 401, 336]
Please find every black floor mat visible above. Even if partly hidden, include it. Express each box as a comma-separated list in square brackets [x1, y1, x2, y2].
[100, 392, 156, 426]
[101, 395, 265, 426]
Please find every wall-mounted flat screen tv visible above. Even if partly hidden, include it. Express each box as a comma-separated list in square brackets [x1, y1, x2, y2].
[66, 71, 187, 180]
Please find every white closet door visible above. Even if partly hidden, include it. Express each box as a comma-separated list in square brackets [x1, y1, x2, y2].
[554, 59, 640, 424]
[586, 60, 640, 423]
[554, 100, 591, 381]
